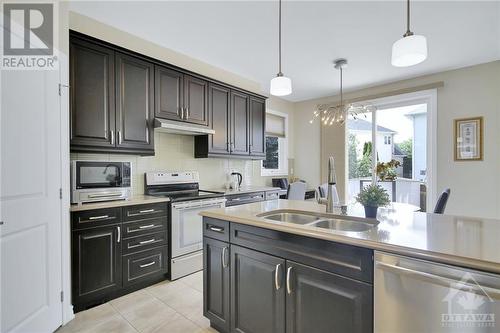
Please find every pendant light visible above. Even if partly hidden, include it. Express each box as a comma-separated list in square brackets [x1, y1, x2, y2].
[270, 0, 292, 96]
[310, 59, 373, 126]
[391, 0, 428, 67]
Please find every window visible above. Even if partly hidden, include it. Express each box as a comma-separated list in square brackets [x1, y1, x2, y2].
[384, 135, 392, 145]
[261, 110, 288, 176]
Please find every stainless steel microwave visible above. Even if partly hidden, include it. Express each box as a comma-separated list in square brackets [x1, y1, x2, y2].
[71, 161, 132, 205]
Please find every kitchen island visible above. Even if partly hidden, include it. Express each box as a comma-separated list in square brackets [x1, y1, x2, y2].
[199, 199, 500, 333]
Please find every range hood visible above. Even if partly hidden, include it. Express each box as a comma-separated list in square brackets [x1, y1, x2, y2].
[154, 118, 215, 136]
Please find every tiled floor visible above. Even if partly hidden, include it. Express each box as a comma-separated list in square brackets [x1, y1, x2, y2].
[57, 271, 216, 333]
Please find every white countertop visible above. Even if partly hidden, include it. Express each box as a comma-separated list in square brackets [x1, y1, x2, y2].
[70, 195, 170, 212]
[200, 199, 500, 274]
[210, 186, 282, 196]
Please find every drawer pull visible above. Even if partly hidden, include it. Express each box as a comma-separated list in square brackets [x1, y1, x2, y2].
[139, 238, 156, 245]
[139, 224, 156, 229]
[209, 226, 224, 233]
[88, 215, 109, 220]
[139, 209, 155, 214]
[139, 261, 156, 268]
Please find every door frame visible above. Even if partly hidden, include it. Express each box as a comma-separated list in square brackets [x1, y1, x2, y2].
[349, 89, 438, 210]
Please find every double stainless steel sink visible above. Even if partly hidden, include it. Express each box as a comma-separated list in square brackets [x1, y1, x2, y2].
[257, 210, 379, 233]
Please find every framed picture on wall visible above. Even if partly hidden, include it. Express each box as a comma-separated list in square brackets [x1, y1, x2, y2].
[454, 117, 483, 161]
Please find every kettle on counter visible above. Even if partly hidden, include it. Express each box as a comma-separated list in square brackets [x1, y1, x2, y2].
[230, 172, 243, 190]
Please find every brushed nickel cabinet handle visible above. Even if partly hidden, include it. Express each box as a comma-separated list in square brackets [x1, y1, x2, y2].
[286, 266, 293, 294]
[116, 226, 121, 243]
[275, 264, 282, 290]
[139, 238, 156, 245]
[209, 226, 224, 233]
[139, 261, 156, 268]
[118, 131, 122, 145]
[185, 107, 189, 120]
[88, 215, 109, 220]
[222, 247, 228, 268]
[138, 224, 156, 229]
[110, 130, 115, 145]
[139, 209, 155, 214]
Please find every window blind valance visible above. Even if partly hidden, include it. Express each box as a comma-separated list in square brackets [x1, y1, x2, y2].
[266, 113, 286, 137]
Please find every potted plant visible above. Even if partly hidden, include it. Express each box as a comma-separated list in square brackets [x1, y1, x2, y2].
[376, 159, 401, 181]
[355, 184, 390, 218]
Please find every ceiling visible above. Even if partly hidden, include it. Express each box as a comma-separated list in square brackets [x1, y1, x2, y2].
[69, 1, 500, 102]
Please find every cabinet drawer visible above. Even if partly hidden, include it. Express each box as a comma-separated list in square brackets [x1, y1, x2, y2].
[123, 203, 168, 222]
[122, 217, 166, 238]
[122, 247, 167, 286]
[231, 223, 373, 283]
[71, 207, 121, 230]
[122, 231, 167, 255]
[203, 218, 229, 242]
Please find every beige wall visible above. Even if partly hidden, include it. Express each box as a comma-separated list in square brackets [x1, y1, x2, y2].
[69, 11, 295, 189]
[294, 61, 500, 219]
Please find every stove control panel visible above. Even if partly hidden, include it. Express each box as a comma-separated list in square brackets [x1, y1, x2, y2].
[146, 171, 200, 185]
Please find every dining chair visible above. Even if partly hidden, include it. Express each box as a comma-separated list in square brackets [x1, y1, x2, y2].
[287, 182, 307, 200]
[433, 188, 451, 214]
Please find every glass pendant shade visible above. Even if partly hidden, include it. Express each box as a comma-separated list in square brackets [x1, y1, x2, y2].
[391, 34, 428, 67]
[270, 75, 292, 96]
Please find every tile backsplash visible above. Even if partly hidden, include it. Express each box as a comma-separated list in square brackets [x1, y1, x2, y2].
[70, 131, 271, 195]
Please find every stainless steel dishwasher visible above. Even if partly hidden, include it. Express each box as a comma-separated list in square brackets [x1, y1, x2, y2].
[375, 251, 500, 333]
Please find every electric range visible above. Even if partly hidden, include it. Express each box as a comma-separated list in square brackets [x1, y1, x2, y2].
[145, 171, 226, 280]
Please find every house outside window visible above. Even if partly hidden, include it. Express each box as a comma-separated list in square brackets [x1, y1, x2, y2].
[261, 110, 288, 176]
[384, 135, 392, 145]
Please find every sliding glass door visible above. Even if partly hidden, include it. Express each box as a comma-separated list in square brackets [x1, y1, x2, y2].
[347, 101, 429, 211]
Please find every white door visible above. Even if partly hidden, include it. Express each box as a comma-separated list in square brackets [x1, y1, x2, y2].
[0, 68, 63, 331]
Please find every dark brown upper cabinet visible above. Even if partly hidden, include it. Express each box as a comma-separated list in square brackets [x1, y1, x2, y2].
[70, 38, 115, 149]
[155, 65, 184, 121]
[115, 52, 154, 151]
[70, 34, 154, 155]
[230, 91, 250, 156]
[249, 97, 266, 158]
[155, 66, 208, 126]
[195, 87, 266, 160]
[184, 75, 209, 126]
[207, 83, 231, 155]
[70, 31, 266, 158]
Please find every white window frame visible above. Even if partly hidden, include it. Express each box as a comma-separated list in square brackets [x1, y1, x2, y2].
[352, 89, 437, 208]
[261, 109, 289, 177]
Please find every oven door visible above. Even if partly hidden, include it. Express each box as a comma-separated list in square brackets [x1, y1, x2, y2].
[171, 198, 226, 258]
[74, 161, 128, 189]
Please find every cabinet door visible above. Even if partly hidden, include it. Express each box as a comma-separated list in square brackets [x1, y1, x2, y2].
[72, 225, 122, 306]
[286, 261, 373, 333]
[70, 38, 115, 148]
[249, 97, 266, 157]
[115, 52, 154, 151]
[208, 84, 231, 154]
[155, 65, 183, 121]
[231, 245, 285, 333]
[230, 91, 250, 155]
[184, 75, 208, 125]
[203, 237, 230, 332]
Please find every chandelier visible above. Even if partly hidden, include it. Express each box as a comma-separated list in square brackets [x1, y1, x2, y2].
[310, 59, 374, 126]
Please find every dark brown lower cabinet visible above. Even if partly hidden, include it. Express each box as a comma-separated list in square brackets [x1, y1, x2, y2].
[202, 219, 374, 333]
[231, 245, 286, 333]
[203, 237, 231, 332]
[71, 203, 169, 311]
[286, 261, 373, 333]
[72, 224, 122, 306]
